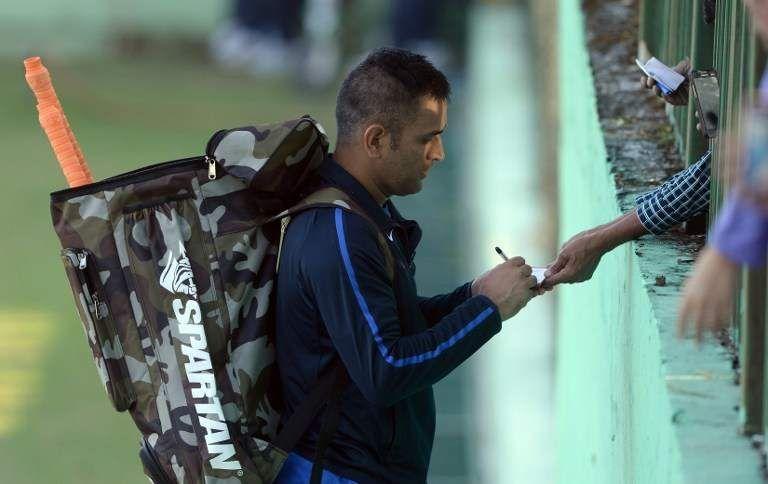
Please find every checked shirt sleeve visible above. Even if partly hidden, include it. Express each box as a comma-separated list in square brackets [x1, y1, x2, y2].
[635, 151, 712, 234]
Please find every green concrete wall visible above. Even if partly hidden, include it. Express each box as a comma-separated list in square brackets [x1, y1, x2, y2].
[556, 1, 682, 482]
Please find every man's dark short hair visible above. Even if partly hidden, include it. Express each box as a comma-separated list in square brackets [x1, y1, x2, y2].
[335, 47, 451, 148]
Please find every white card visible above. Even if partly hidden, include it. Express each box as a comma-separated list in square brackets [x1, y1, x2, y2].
[639, 57, 686, 94]
[532, 267, 547, 286]
[635, 57, 651, 77]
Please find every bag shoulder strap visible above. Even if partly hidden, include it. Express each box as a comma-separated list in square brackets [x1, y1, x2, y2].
[272, 187, 396, 482]
[310, 363, 349, 484]
[273, 358, 346, 452]
[272, 186, 395, 283]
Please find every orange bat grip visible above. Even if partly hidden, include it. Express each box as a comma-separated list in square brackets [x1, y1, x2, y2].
[24, 57, 92, 187]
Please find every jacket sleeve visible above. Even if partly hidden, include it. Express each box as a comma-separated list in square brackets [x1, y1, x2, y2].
[417, 283, 474, 327]
[301, 208, 502, 407]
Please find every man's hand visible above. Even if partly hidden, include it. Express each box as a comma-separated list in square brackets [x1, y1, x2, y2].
[677, 247, 739, 342]
[543, 211, 647, 289]
[641, 58, 690, 106]
[542, 230, 607, 288]
[472, 256, 538, 320]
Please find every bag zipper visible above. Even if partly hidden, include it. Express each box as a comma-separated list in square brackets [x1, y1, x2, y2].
[75, 251, 105, 319]
[50, 156, 208, 203]
[61, 248, 137, 410]
[51, 116, 317, 203]
[63, 248, 106, 320]
[205, 155, 217, 180]
[275, 216, 291, 273]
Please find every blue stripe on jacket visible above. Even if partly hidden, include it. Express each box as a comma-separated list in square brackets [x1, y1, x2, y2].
[334, 208, 495, 367]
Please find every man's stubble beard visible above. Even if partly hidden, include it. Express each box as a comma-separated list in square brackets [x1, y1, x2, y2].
[389, 152, 425, 197]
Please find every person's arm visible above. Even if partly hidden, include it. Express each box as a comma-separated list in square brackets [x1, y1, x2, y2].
[635, 151, 711, 234]
[544, 152, 711, 287]
[543, 210, 646, 287]
[417, 282, 473, 326]
[304, 208, 514, 406]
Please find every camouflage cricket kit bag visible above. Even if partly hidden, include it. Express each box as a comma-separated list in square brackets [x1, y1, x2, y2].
[50, 116, 358, 483]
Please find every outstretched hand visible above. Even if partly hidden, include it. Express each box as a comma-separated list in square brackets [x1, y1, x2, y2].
[542, 230, 607, 289]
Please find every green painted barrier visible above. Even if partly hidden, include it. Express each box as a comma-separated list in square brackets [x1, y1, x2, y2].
[558, 5, 681, 482]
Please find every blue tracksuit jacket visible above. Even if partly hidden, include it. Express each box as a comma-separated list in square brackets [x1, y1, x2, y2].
[275, 158, 502, 483]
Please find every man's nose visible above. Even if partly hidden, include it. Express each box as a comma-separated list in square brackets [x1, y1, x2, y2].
[430, 138, 445, 163]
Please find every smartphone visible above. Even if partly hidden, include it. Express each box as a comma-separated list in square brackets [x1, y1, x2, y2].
[690, 69, 720, 139]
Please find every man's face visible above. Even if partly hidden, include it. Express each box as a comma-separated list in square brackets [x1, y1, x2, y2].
[380, 96, 447, 197]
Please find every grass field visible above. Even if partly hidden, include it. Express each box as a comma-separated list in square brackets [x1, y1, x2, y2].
[0, 57, 338, 483]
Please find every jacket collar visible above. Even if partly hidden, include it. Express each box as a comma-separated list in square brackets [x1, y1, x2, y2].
[319, 156, 393, 232]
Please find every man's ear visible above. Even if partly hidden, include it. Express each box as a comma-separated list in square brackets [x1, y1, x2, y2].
[362, 124, 389, 158]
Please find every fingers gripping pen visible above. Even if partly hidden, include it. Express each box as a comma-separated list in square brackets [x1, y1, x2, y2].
[494, 246, 546, 286]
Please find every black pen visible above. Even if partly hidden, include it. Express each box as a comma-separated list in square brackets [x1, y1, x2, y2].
[494, 246, 509, 261]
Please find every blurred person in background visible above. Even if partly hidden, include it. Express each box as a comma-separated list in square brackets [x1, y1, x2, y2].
[210, 0, 467, 88]
[209, 0, 343, 87]
[210, 0, 306, 75]
[677, 0, 768, 341]
[390, 0, 461, 72]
